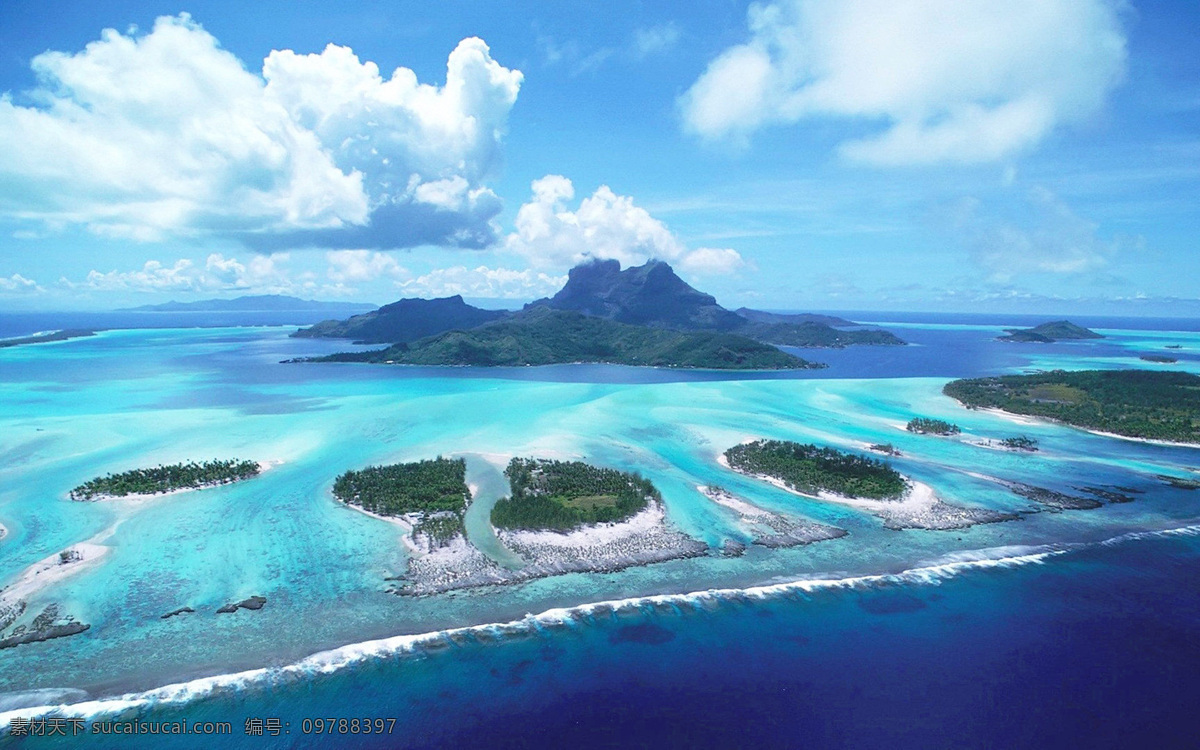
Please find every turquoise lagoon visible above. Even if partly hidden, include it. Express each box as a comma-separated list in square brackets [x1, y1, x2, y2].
[1, 320, 1199, 734]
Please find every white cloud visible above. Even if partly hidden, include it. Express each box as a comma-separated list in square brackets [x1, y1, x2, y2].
[506, 175, 744, 275]
[325, 250, 405, 283]
[633, 24, 681, 58]
[946, 186, 1141, 281]
[66, 252, 299, 293]
[0, 15, 521, 248]
[676, 247, 747, 275]
[398, 265, 566, 299]
[681, 0, 1127, 164]
[0, 274, 42, 294]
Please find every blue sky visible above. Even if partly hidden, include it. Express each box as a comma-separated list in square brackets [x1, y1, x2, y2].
[0, 0, 1197, 313]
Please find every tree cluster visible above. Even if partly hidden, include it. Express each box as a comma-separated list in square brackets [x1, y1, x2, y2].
[333, 457, 469, 517]
[724, 440, 907, 500]
[491, 457, 658, 531]
[70, 459, 259, 500]
[906, 418, 961, 436]
[944, 370, 1200, 444]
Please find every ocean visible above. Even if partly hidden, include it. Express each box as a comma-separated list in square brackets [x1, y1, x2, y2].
[1, 313, 1198, 748]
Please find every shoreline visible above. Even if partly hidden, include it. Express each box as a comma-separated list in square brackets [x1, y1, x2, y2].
[976, 407, 1198, 449]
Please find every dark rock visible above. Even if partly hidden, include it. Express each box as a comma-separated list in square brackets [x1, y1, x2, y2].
[216, 596, 267, 614]
[161, 607, 195, 619]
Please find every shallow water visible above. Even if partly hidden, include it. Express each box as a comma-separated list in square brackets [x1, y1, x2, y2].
[1, 319, 1199, 746]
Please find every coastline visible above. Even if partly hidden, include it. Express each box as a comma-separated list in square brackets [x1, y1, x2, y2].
[976, 406, 1199, 449]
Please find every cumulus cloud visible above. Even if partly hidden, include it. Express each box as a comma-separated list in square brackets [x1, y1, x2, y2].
[506, 175, 745, 275]
[325, 250, 405, 283]
[66, 252, 300, 293]
[946, 186, 1142, 281]
[680, 0, 1127, 164]
[0, 274, 42, 294]
[397, 265, 566, 299]
[0, 14, 521, 248]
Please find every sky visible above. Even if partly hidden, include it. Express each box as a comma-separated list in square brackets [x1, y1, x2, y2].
[0, 0, 1197, 314]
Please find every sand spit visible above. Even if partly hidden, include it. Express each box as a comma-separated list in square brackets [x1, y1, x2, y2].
[719, 453, 1016, 531]
[0, 543, 107, 648]
[699, 485, 846, 548]
[394, 502, 708, 596]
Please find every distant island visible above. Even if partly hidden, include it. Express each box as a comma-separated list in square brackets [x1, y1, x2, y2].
[120, 294, 375, 314]
[906, 418, 961, 436]
[532, 260, 905, 348]
[292, 259, 908, 370]
[492, 458, 657, 531]
[302, 307, 820, 370]
[998, 320, 1103, 343]
[0, 329, 96, 349]
[294, 295, 506, 344]
[70, 459, 261, 500]
[733, 308, 858, 327]
[944, 369, 1200, 444]
[724, 440, 907, 500]
[1140, 354, 1178, 363]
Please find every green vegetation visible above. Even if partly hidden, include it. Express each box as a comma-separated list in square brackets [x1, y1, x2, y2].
[1140, 354, 1178, 363]
[724, 440, 907, 500]
[491, 458, 659, 531]
[0, 329, 95, 349]
[944, 370, 1200, 444]
[1000, 436, 1039, 451]
[332, 457, 469, 517]
[906, 418, 961, 436]
[868, 443, 901, 456]
[413, 513, 466, 547]
[70, 459, 260, 500]
[998, 320, 1103, 343]
[309, 308, 820, 370]
[744, 321, 906, 348]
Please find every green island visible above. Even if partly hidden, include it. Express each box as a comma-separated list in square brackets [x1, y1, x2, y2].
[724, 440, 907, 500]
[906, 417, 961, 436]
[307, 308, 819, 370]
[997, 320, 1103, 343]
[944, 369, 1200, 444]
[491, 458, 659, 531]
[1, 329, 96, 349]
[69, 459, 260, 500]
[333, 458, 470, 543]
[1000, 436, 1039, 451]
[1140, 354, 1178, 364]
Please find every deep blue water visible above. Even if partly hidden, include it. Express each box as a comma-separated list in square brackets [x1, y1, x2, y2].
[8, 529, 1200, 749]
